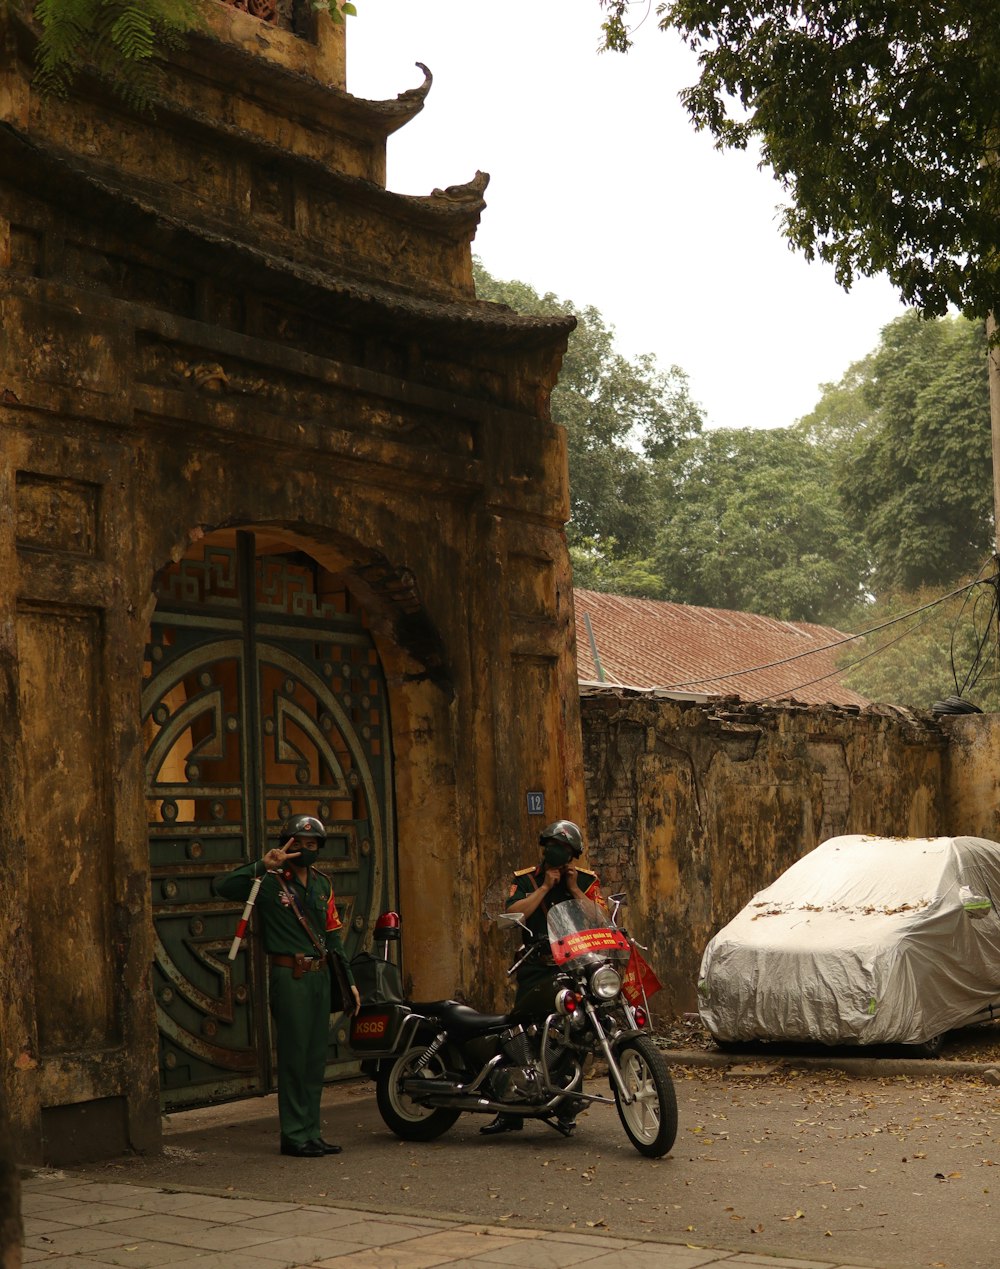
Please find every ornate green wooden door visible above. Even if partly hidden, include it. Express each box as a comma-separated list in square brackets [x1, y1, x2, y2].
[143, 533, 395, 1109]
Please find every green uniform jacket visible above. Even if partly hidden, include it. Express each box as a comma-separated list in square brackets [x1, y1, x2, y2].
[214, 859, 354, 1145]
[506, 864, 601, 941]
[214, 861, 354, 985]
[505, 863, 601, 1007]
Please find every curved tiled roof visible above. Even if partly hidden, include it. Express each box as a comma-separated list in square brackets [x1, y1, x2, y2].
[574, 589, 870, 707]
[0, 124, 575, 351]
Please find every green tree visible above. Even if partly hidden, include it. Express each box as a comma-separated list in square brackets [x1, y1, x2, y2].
[837, 578, 1000, 710]
[566, 536, 666, 597]
[804, 312, 993, 594]
[648, 426, 866, 622]
[473, 261, 704, 563]
[797, 354, 876, 456]
[601, 0, 1000, 321]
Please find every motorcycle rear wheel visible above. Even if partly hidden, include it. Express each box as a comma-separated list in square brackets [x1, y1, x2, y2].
[375, 1045, 462, 1141]
[612, 1036, 678, 1158]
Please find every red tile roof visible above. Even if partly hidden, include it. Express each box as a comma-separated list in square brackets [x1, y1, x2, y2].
[573, 589, 870, 707]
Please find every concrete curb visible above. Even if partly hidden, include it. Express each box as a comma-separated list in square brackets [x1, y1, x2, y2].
[658, 1046, 999, 1078]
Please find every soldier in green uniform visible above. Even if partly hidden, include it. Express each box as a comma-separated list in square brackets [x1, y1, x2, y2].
[480, 819, 602, 1137]
[214, 814, 360, 1157]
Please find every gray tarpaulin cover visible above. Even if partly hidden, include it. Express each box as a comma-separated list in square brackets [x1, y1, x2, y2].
[698, 834, 1000, 1046]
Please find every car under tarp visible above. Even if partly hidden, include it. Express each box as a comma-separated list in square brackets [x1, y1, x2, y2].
[698, 834, 1000, 1048]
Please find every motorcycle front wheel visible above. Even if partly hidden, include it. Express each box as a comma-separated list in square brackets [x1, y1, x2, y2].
[375, 1045, 462, 1142]
[612, 1036, 678, 1158]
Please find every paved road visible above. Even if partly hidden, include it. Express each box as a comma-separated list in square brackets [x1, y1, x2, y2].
[53, 1061, 997, 1269]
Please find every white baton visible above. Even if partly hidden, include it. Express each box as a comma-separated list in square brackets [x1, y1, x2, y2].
[228, 873, 265, 961]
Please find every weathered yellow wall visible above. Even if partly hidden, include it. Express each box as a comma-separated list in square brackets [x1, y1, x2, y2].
[581, 691, 950, 1017]
[940, 714, 1000, 841]
[201, 2, 347, 92]
[0, 1084, 20, 1267]
[0, 4, 582, 1164]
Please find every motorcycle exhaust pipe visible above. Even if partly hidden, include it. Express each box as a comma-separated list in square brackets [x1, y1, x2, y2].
[400, 1088, 572, 1116]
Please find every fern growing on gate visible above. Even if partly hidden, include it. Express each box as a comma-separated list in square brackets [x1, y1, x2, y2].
[23, 0, 357, 107]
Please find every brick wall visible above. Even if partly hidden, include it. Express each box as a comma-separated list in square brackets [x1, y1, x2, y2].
[580, 689, 955, 1018]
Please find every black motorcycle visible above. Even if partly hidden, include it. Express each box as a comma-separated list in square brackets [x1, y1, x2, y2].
[349, 894, 678, 1158]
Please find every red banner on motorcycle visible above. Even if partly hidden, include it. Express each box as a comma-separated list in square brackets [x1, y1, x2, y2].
[622, 945, 663, 1004]
[551, 927, 632, 964]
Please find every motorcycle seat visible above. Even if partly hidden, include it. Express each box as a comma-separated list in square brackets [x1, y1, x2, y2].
[411, 999, 511, 1037]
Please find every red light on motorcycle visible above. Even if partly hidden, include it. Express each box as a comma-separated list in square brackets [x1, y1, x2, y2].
[633, 1006, 648, 1028]
[555, 989, 579, 1016]
[375, 911, 401, 941]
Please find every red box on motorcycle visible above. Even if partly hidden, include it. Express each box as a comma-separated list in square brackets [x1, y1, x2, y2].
[349, 1002, 409, 1054]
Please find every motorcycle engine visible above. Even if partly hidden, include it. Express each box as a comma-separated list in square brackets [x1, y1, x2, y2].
[490, 1064, 543, 1104]
[499, 1024, 534, 1064]
[500, 1022, 562, 1063]
[492, 1023, 566, 1104]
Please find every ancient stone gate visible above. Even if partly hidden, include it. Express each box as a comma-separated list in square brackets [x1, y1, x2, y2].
[145, 533, 395, 1107]
[0, 5, 584, 1163]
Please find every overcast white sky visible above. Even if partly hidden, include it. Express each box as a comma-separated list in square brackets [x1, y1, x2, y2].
[347, 1, 907, 432]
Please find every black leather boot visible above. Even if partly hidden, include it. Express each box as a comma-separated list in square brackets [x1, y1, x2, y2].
[280, 1136, 324, 1157]
[479, 1113, 524, 1135]
[310, 1138, 343, 1155]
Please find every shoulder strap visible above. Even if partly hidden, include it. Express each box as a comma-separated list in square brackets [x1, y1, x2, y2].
[276, 872, 327, 956]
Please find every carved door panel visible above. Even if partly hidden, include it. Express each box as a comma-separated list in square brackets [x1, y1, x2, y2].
[143, 533, 395, 1109]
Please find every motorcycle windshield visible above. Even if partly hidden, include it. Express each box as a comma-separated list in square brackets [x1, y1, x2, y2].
[546, 898, 632, 967]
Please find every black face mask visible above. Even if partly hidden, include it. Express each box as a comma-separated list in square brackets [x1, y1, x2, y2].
[543, 842, 573, 869]
[289, 844, 319, 869]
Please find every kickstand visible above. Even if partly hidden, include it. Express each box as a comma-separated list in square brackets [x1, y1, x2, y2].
[543, 1116, 576, 1138]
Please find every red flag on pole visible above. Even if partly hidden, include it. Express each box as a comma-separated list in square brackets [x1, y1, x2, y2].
[622, 944, 662, 1005]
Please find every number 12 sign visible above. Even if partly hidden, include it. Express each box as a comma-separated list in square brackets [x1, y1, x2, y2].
[526, 791, 545, 816]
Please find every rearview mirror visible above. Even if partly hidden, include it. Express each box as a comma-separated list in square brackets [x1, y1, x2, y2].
[497, 911, 530, 933]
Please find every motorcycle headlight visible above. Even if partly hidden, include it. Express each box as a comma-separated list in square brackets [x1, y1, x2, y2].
[590, 965, 622, 1001]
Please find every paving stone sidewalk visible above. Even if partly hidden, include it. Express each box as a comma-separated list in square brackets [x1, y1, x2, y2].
[21, 1172, 882, 1269]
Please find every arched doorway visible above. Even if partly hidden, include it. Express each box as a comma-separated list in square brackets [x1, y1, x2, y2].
[142, 530, 395, 1109]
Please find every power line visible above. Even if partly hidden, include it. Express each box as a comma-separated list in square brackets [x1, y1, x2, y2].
[741, 562, 999, 705]
[657, 575, 985, 692]
[952, 569, 1000, 697]
[744, 586, 962, 704]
